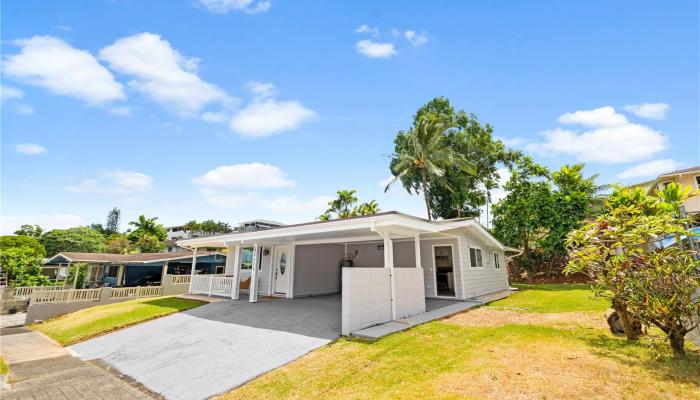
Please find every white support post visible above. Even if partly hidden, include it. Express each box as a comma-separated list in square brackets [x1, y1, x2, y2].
[249, 244, 260, 302]
[414, 233, 422, 269]
[116, 264, 124, 287]
[231, 245, 241, 300]
[207, 273, 214, 296]
[161, 262, 168, 285]
[188, 247, 198, 294]
[381, 233, 397, 320]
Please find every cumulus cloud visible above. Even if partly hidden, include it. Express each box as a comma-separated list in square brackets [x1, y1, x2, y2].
[355, 24, 379, 37]
[3, 36, 125, 105]
[197, 0, 271, 14]
[229, 99, 316, 137]
[99, 33, 233, 117]
[245, 80, 275, 98]
[193, 163, 295, 189]
[528, 106, 669, 164]
[1, 85, 25, 102]
[616, 159, 679, 180]
[13, 104, 34, 115]
[15, 143, 47, 155]
[1, 214, 86, 235]
[66, 169, 153, 195]
[558, 106, 628, 128]
[356, 39, 397, 58]
[404, 30, 428, 46]
[623, 102, 670, 120]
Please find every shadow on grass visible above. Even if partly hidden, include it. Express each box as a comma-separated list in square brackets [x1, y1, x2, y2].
[583, 333, 700, 386]
[512, 283, 596, 291]
[140, 297, 206, 310]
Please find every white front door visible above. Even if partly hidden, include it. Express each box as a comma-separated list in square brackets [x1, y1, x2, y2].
[273, 246, 290, 294]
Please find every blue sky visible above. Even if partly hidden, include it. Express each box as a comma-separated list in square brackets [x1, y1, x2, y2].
[2, 0, 698, 234]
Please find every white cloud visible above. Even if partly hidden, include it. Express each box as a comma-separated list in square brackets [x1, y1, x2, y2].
[229, 99, 316, 137]
[3, 36, 125, 105]
[201, 111, 229, 122]
[404, 30, 428, 46]
[245, 80, 275, 98]
[356, 40, 397, 58]
[193, 163, 295, 189]
[558, 106, 628, 128]
[53, 25, 73, 32]
[15, 143, 46, 155]
[66, 169, 153, 195]
[355, 24, 379, 37]
[529, 106, 669, 164]
[197, 0, 271, 14]
[1, 214, 86, 235]
[108, 106, 132, 116]
[616, 159, 679, 180]
[13, 103, 34, 115]
[1, 85, 24, 102]
[623, 102, 670, 120]
[99, 33, 233, 117]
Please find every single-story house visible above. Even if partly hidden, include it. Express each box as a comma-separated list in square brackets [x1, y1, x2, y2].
[177, 211, 519, 335]
[44, 251, 226, 287]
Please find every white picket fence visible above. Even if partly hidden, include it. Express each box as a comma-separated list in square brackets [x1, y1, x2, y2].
[190, 275, 234, 297]
[110, 286, 163, 300]
[170, 275, 191, 285]
[13, 285, 74, 300]
[31, 288, 101, 304]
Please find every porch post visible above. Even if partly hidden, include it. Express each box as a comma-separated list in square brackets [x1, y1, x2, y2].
[161, 262, 168, 285]
[382, 234, 397, 320]
[188, 247, 198, 294]
[414, 233, 422, 269]
[230, 245, 241, 300]
[249, 243, 260, 302]
[116, 264, 125, 287]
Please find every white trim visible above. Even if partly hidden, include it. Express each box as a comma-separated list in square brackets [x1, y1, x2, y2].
[493, 252, 501, 269]
[468, 246, 484, 269]
[271, 245, 291, 296]
[231, 246, 241, 300]
[431, 244, 456, 298]
[287, 244, 296, 298]
[249, 244, 259, 302]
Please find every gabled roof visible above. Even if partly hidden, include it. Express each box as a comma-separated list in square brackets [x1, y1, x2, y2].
[657, 165, 700, 178]
[46, 251, 223, 265]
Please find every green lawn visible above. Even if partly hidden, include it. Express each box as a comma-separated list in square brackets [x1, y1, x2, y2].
[219, 284, 699, 400]
[488, 283, 610, 313]
[31, 296, 205, 346]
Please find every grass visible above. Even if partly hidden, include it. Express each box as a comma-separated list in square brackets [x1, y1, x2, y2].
[488, 283, 610, 313]
[31, 296, 205, 346]
[0, 357, 7, 375]
[218, 284, 699, 400]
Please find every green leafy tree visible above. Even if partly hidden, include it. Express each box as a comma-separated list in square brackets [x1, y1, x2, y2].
[200, 220, 233, 234]
[66, 262, 88, 288]
[14, 224, 44, 238]
[128, 215, 167, 243]
[0, 235, 46, 257]
[388, 97, 512, 219]
[0, 247, 51, 286]
[106, 234, 131, 254]
[135, 234, 164, 253]
[105, 207, 121, 235]
[41, 227, 106, 257]
[89, 223, 105, 234]
[319, 190, 380, 220]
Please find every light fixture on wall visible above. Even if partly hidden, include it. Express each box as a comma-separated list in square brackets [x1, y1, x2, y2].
[262, 248, 270, 256]
[377, 244, 384, 251]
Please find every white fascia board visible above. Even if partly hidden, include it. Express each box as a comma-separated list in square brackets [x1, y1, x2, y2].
[464, 220, 505, 250]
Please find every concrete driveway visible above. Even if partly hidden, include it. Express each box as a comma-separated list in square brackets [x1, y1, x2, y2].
[69, 295, 340, 400]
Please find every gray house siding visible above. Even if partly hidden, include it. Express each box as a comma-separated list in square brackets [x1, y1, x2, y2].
[460, 231, 509, 298]
[293, 243, 345, 296]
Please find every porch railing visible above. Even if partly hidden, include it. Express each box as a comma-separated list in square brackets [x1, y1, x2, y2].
[170, 275, 191, 285]
[31, 288, 101, 304]
[190, 275, 233, 297]
[110, 286, 163, 300]
[13, 285, 74, 300]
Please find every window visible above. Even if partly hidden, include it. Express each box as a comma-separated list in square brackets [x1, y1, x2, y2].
[240, 248, 254, 269]
[494, 253, 501, 269]
[107, 265, 119, 277]
[215, 265, 225, 274]
[469, 248, 483, 268]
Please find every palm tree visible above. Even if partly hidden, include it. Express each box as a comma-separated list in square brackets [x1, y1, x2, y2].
[353, 200, 380, 216]
[128, 215, 166, 242]
[325, 189, 358, 219]
[386, 113, 475, 220]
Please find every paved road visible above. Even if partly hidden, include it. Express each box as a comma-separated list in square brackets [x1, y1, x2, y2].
[69, 295, 340, 400]
[1, 328, 153, 400]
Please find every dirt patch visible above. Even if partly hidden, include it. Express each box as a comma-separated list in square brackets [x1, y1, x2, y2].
[435, 340, 698, 400]
[444, 307, 608, 330]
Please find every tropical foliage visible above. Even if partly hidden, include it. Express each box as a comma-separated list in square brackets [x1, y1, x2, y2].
[319, 190, 380, 220]
[388, 97, 514, 220]
[14, 224, 44, 238]
[41, 227, 106, 257]
[128, 215, 167, 252]
[0, 236, 50, 286]
[565, 184, 700, 358]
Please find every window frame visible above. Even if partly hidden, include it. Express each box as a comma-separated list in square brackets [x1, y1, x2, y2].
[469, 246, 484, 268]
[493, 252, 501, 269]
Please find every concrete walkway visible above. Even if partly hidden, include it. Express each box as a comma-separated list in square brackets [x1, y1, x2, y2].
[1, 313, 26, 329]
[351, 289, 514, 339]
[0, 328, 152, 400]
[69, 295, 340, 400]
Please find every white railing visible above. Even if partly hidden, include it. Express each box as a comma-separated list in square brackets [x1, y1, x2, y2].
[31, 288, 100, 304]
[189, 274, 234, 297]
[110, 286, 163, 300]
[14, 285, 74, 300]
[170, 275, 191, 285]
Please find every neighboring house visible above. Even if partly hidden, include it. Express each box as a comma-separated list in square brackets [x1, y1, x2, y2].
[44, 251, 226, 287]
[164, 219, 284, 252]
[178, 211, 518, 335]
[631, 165, 700, 216]
[238, 219, 285, 231]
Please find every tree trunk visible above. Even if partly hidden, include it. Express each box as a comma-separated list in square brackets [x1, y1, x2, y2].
[420, 169, 432, 221]
[612, 298, 639, 341]
[669, 330, 686, 359]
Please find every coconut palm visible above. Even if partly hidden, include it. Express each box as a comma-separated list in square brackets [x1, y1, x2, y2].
[353, 200, 380, 216]
[386, 113, 475, 220]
